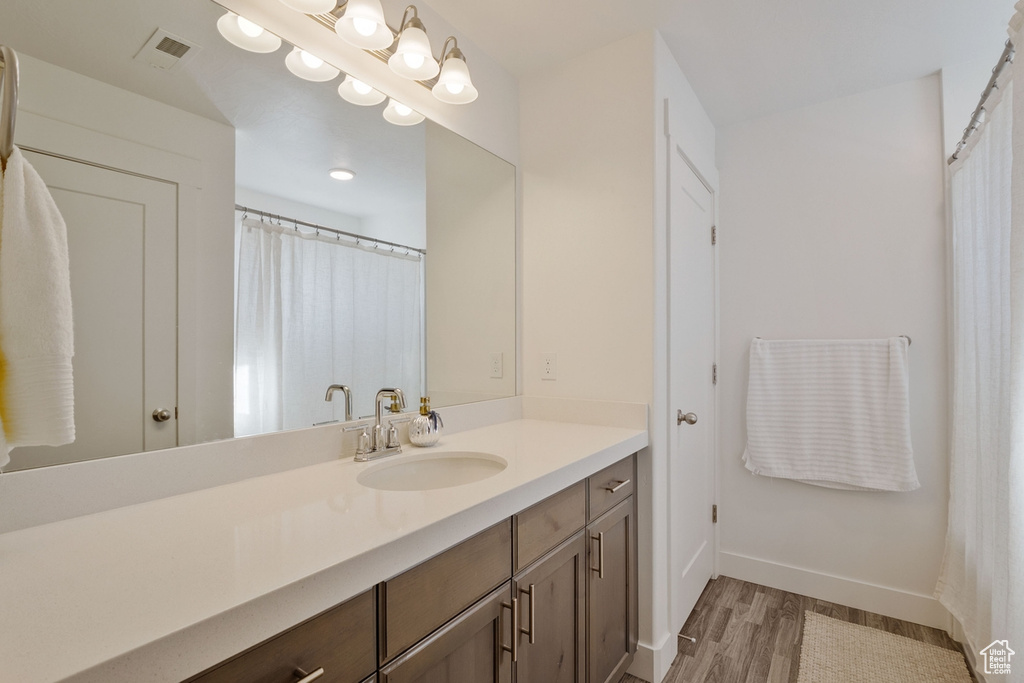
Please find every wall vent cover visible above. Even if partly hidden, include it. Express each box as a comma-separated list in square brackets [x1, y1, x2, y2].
[134, 29, 201, 71]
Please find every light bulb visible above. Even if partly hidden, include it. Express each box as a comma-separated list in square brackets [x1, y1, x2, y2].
[395, 103, 412, 116]
[445, 82, 464, 95]
[236, 16, 264, 38]
[353, 17, 377, 37]
[329, 168, 356, 181]
[300, 51, 324, 69]
[403, 52, 425, 70]
[351, 79, 372, 95]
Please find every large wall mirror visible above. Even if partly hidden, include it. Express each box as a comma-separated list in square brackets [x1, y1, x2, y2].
[0, 0, 516, 471]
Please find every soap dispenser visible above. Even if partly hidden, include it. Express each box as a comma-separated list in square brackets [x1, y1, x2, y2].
[409, 396, 443, 447]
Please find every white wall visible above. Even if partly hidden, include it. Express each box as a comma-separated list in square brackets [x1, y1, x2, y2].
[520, 32, 655, 405]
[425, 124, 516, 405]
[716, 74, 951, 628]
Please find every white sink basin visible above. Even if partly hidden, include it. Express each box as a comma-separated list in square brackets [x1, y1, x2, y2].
[357, 451, 508, 491]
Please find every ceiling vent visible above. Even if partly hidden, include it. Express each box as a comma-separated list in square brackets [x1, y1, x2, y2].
[134, 29, 201, 71]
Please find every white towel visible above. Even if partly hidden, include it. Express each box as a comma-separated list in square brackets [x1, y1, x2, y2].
[742, 337, 918, 491]
[0, 146, 75, 469]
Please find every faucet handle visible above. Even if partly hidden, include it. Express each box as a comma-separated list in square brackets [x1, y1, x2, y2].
[386, 423, 401, 449]
[356, 427, 371, 455]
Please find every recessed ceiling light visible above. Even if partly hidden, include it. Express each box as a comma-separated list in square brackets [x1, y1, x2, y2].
[329, 168, 356, 181]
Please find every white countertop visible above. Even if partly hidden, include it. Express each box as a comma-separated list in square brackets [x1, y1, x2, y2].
[0, 418, 647, 683]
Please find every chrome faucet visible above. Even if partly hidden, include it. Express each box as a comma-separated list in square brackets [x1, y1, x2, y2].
[324, 384, 353, 422]
[355, 387, 406, 461]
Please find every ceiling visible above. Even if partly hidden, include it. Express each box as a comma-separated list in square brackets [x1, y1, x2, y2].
[422, 0, 1018, 126]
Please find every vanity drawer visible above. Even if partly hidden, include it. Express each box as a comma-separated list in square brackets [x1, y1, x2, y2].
[588, 455, 635, 520]
[380, 519, 512, 663]
[514, 481, 586, 572]
[190, 588, 376, 683]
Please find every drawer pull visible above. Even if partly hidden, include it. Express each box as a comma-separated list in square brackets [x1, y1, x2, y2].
[519, 583, 536, 644]
[604, 479, 630, 493]
[592, 532, 605, 579]
[293, 668, 325, 683]
[500, 598, 519, 662]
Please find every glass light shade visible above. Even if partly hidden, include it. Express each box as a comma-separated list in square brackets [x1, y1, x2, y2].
[335, 0, 393, 50]
[387, 21, 439, 80]
[337, 76, 386, 106]
[216, 12, 282, 53]
[383, 98, 425, 126]
[278, 0, 337, 13]
[285, 47, 340, 82]
[432, 53, 478, 104]
[329, 168, 356, 181]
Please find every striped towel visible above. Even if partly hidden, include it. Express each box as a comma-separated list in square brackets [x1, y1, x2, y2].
[742, 337, 918, 491]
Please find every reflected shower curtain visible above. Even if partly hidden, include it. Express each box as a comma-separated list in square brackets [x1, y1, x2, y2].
[234, 217, 422, 437]
[937, 6, 1024, 675]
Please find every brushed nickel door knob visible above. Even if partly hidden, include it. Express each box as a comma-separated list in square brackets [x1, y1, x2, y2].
[152, 408, 172, 422]
[677, 410, 698, 426]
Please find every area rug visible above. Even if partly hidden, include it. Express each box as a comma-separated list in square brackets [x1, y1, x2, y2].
[796, 611, 972, 683]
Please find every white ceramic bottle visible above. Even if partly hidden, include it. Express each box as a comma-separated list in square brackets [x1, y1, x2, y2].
[409, 396, 443, 447]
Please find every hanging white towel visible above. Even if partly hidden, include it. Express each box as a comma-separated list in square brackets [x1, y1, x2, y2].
[742, 337, 917, 491]
[0, 146, 75, 469]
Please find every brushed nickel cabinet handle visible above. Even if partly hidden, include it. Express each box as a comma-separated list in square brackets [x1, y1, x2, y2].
[293, 668, 324, 683]
[500, 598, 519, 662]
[519, 583, 536, 644]
[604, 479, 630, 493]
[591, 532, 605, 579]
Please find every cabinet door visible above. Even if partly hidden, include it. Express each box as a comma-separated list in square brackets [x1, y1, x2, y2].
[380, 583, 513, 683]
[513, 531, 586, 683]
[587, 497, 637, 683]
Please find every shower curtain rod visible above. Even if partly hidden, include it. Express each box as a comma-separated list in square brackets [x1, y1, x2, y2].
[949, 39, 1016, 164]
[235, 204, 426, 256]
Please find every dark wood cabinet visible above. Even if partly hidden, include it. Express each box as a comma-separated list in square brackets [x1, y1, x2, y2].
[379, 583, 514, 683]
[586, 496, 637, 683]
[512, 531, 587, 683]
[188, 588, 376, 683]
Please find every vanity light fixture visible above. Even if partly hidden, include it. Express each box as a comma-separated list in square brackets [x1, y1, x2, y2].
[329, 168, 356, 181]
[338, 75, 387, 106]
[216, 12, 282, 53]
[335, 0, 394, 51]
[432, 37, 477, 104]
[383, 98, 425, 126]
[278, 0, 338, 14]
[285, 47, 341, 82]
[388, 6, 439, 81]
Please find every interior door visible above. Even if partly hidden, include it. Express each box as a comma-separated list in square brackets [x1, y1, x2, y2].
[667, 141, 716, 631]
[7, 151, 178, 470]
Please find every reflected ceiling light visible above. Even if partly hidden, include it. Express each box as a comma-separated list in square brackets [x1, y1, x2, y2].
[383, 98, 425, 126]
[388, 6, 439, 81]
[216, 12, 282, 53]
[335, 0, 393, 51]
[329, 168, 356, 181]
[432, 37, 477, 104]
[285, 47, 340, 82]
[278, 0, 338, 14]
[338, 75, 387, 106]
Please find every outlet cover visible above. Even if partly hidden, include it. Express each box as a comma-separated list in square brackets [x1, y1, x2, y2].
[490, 352, 503, 379]
[542, 353, 557, 380]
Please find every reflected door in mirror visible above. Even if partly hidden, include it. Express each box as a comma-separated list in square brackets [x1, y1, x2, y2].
[6, 152, 178, 471]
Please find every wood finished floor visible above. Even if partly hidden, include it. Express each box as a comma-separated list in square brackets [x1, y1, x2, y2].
[619, 575, 971, 683]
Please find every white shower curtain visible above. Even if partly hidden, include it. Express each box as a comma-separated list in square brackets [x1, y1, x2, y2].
[937, 7, 1024, 675]
[234, 217, 422, 436]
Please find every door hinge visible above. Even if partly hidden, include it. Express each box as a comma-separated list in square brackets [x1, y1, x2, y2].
[712, 504, 718, 524]
[174, 407, 179, 420]
[711, 225, 717, 245]
[713, 363, 717, 385]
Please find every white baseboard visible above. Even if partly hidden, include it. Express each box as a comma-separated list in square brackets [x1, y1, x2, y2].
[628, 629, 677, 683]
[719, 551, 953, 630]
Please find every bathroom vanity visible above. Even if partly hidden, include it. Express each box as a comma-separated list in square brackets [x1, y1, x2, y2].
[0, 412, 646, 683]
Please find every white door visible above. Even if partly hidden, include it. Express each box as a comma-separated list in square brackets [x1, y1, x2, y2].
[667, 141, 716, 630]
[7, 151, 178, 470]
